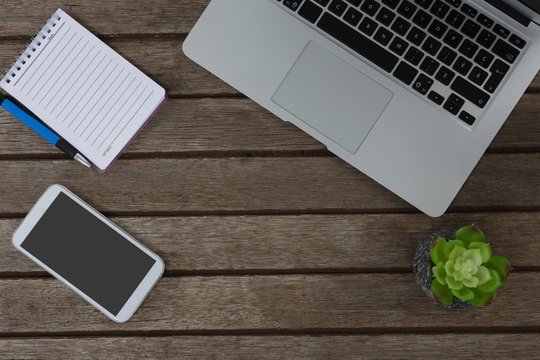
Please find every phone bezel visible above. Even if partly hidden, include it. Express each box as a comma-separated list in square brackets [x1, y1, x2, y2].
[11, 184, 165, 323]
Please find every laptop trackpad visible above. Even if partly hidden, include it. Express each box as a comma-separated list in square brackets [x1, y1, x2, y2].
[272, 42, 393, 154]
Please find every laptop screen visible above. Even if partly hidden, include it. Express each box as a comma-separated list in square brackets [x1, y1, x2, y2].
[518, 0, 540, 14]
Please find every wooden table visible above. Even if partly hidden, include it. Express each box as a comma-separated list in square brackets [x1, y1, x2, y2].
[0, 1, 539, 358]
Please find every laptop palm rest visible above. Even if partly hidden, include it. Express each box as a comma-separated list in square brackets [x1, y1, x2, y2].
[272, 42, 393, 154]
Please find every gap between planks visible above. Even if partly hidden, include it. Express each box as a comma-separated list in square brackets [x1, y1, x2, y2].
[2, 327, 540, 339]
[0, 267, 539, 281]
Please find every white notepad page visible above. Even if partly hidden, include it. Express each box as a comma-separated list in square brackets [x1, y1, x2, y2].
[0, 9, 166, 171]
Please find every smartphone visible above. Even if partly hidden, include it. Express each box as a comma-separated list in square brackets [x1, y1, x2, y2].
[12, 184, 165, 323]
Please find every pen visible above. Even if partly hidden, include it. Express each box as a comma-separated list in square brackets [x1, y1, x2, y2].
[0, 95, 91, 168]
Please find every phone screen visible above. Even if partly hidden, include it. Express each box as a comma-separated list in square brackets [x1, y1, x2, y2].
[21, 192, 156, 316]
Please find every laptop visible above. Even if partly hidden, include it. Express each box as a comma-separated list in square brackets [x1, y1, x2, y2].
[183, 0, 540, 217]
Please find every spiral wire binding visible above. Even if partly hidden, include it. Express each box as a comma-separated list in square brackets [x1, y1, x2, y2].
[2, 12, 62, 85]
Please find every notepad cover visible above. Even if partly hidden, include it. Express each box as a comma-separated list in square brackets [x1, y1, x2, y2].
[0, 9, 166, 171]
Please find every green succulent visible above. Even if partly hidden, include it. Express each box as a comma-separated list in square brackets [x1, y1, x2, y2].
[430, 225, 511, 307]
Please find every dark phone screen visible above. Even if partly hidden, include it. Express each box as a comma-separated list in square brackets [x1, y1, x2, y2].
[21, 192, 156, 315]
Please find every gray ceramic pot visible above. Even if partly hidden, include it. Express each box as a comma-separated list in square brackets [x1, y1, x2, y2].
[413, 229, 471, 309]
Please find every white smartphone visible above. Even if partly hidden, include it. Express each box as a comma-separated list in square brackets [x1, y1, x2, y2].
[12, 184, 165, 323]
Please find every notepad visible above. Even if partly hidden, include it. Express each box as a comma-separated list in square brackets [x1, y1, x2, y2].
[0, 9, 166, 171]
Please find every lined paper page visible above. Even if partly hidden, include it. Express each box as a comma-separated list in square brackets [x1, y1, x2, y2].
[0, 9, 165, 170]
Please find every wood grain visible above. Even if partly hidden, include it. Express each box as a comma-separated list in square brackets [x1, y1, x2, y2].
[0, 98, 316, 156]
[1, 38, 539, 96]
[1, 0, 539, 354]
[2, 212, 539, 274]
[1, 273, 540, 333]
[0, 155, 538, 215]
[0, 96, 539, 158]
[0, 39, 235, 96]
[0, 0, 209, 37]
[0, 38, 537, 158]
[2, 334, 540, 359]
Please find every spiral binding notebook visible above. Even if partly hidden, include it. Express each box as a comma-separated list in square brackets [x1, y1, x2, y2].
[0, 9, 166, 171]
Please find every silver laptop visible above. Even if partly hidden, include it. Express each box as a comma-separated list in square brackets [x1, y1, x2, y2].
[183, 0, 540, 216]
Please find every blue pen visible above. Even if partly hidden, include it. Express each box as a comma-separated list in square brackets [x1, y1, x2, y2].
[0, 94, 91, 168]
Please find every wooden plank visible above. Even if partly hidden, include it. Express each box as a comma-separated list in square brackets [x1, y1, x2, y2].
[2, 335, 540, 359]
[0, 39, 538, 155]
[1, 38, 539, 96]
[1, 273, 540, 333]
[0, 96, 539, 157]
[0, 99, 317, 156]
[0, 39, 235, 96]
[2, 212, 539, 274]
[0, 0, 209, 37]
[0, 154, 538, 215]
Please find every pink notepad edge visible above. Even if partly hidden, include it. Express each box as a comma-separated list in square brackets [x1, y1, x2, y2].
[96, 95, 168, 173]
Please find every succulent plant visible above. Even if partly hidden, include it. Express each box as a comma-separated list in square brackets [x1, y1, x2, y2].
[430, 225, 511, 308]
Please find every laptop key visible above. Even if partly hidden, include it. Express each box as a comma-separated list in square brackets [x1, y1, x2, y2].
[445, 9, 465, 28]
[443, 29, 463, 48]
[492, 39, 519, 64]
[428, 19, 448, 38]
[435, 66, 455, 85]
[412, 73, 434, 95]
[493, 24, 510, 38]
[459, 39, 478, 57]
[345, 0, 361, 6]
[414, 0, 434, 9]
[509, 34, 526, 49]
[453, 56, 472, 75]
[477, 14, 494, 28]
[445, 0, 461, 7]
[382, 0, 401, 9]
[469, 66, 488, 86]
[459, 111, 476, 125]
[317, 13, 399, 72]
[451, 76, 490, 108]
[420, 56, 440, 75]
[398, 0, 418, 19]
[413, 9, 433, 28]
[428, 90, 445, 105]
[461, 19, 480, 38]
[394, 61, 419, 85]
[313, 0, 331, 6]
[461, 3, 477, 18]
[477, 29, 496, 49]
[407, 26, 427, 46]
[389, 37, 410, 56]
[430, 1, 450, 19]
[283, 0, 305, 11]
[448, 93, 464, 107]
[437, 46, 457, 66]
[443, 99, 461, 115]
[358, 17, 378, 36]
[328, 0, 348, 16]
[392, 17, 412, 36]
[405, 46, 425, 66]
[474, 49, 494, 68]
[344, 7, 363, 26]
[376, 7, 396, 26]
[360, 0, 380, 16]
[374, 27, 394, 46]
[422, 36, 442, 56]
[298, 1, 324, 23]
[484, 59, 509, 93]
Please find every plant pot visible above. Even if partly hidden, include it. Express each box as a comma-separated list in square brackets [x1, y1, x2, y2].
[413, 229, 472, 309]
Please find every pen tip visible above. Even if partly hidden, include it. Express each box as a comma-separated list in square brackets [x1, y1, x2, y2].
[74, 153, 92, 168]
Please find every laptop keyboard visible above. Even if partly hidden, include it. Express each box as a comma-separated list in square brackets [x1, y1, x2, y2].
[275, 0, 527, 126]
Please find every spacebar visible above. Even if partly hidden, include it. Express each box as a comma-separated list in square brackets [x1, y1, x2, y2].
[317, 13, 399, 73]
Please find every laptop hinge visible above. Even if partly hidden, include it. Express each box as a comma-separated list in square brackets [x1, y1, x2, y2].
[483, 0, 532, 27]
